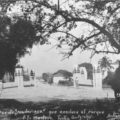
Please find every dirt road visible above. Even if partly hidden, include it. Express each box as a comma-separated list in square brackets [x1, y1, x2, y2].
[0, 82, 114, 102]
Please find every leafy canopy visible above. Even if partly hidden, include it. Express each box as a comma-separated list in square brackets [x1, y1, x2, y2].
[0, 0, 120, 77]
[0, 16, 36, 78]
[1, 0, 120, 58]
[98, 56, 112, 70]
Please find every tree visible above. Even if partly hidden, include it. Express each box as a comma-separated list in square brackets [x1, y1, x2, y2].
[102, 71, 114, 87]
[0, 16, 36, 79]
[106, 62, 120, 101]
[53, 69, 73, 86]
[53, 69, 73, 78]
[1, 0, 120, 58]
[98, 56, 112, 71]
[1, 1, 120, 78]
[98, 56, 113, 80]
[42, 73, 53, 84]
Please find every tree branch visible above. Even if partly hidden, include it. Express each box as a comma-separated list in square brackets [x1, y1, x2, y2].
[23, 0, 120, 53]
[65, 17, 120, 52]
[55, 30, 78, 39]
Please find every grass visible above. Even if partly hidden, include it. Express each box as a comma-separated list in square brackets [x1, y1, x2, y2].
[0, 98, 118, 110]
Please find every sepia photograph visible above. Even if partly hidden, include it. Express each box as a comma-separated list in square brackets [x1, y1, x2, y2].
[0, 0, 120, 119]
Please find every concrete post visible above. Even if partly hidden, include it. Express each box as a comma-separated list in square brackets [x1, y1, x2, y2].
[30, 70, 35, 86]
[15, 66, 24, 88]
[93, 66, 102, 89]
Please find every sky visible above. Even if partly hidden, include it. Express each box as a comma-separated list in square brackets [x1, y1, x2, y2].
[20, 45, 92, 76]
[20, 43, 120, 76]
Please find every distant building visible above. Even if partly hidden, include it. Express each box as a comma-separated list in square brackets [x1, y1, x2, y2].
[53, 70, 72, 84]
[53, 73, 69, 84]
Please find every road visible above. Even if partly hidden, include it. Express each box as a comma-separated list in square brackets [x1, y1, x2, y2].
[0, 82, 114, 102]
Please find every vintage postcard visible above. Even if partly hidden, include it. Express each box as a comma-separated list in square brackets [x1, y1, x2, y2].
[0, 0, 120, 120]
